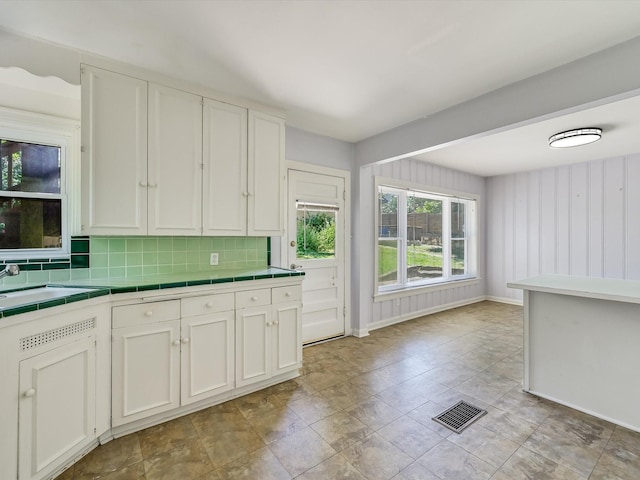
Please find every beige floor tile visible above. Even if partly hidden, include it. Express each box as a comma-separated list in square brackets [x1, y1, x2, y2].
[310, 410, 375, 452]
[137, 416, 200, 458]
[416, 440, 496, 480]
[447, 423, 520, 468]
[74, 462, 146, 480]
[287, 391, 344, 424]
[392, 461, 441, 480]
[377, 416, 442, 459]
[200, 425, 265, 469]
[345, 396, 403, 430]
[341, 433, 413, 480]
[73, 434, 143, 479]
[268, 426, 336, 476]
[496, 446, 587, 480]
[295, 453, 366, 480]
[245, 405, 307, 444]
[215, 446, 291, 480]
[143, 439, 215, 480]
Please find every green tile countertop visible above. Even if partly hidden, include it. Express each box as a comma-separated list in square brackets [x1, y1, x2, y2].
[0, 267, 304, 318]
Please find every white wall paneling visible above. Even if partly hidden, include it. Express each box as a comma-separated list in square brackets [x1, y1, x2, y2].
[488, 154, 640, 301]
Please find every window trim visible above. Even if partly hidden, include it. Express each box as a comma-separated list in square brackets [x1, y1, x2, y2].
[374, 176, 479, 295]
[0, 106, 80, 259]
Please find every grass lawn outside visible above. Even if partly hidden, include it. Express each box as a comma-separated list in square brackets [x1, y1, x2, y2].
[378, 243, 464, 277]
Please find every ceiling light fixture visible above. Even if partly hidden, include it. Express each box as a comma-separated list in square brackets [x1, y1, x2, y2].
[548, 128, 602, 148]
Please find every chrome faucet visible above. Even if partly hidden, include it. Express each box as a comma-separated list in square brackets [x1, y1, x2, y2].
[0, 264, 20, 280]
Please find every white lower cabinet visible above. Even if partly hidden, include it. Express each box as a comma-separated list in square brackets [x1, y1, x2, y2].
[19, 336, 96, 480]
[0, 302, 110, 480]
[236, 285, 302, 388]
[111, 300, 181, 427]
[180, 293, 235, 405]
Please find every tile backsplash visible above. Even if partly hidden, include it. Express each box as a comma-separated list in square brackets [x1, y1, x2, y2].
[0, 236, 269, 286]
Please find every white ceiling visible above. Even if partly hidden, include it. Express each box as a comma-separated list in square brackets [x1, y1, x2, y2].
[1, 0, 640, 175]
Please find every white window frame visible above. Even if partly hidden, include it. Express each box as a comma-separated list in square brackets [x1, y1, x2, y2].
[375, 176, 478, 295]
[0, 107, 80, 259]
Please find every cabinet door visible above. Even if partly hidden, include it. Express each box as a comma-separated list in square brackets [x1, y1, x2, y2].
[203, 99, 248, 236]
[181, 311, 234, 405]
[148, 84, 203, 235]
[81, 65, 148, 234]
[247, 111, 285, 236]
[112, 320, 180, 426]
[272, 302, 302, 376]
[19, 337, 96, 480]
[235, 306, 271, 387]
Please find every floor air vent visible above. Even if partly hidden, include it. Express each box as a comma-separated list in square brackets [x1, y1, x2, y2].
[432, 400, 487, 433]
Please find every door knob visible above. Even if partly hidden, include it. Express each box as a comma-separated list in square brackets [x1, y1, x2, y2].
[290, 240, 296, 247]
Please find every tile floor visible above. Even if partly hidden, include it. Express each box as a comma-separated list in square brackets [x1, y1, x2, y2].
[55, 301, 640, 479]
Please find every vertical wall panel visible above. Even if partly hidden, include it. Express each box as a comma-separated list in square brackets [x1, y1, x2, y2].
[603, 158, 625, 278]
[539, 168, 557, 274]
[503, 176, 516, 298]
[570, 163, 589, 276]
[527, 171, 540, 278]
[626, 155, 640, 279]
[588, 160, 604, 277]
[514, 173, 529, 285]
[556, 166, 570, 275]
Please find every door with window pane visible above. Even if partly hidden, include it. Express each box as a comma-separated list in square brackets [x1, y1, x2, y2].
[288, 170, 345, 343]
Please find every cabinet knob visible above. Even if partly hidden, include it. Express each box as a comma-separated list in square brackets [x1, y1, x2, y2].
[251, 296, 258, 301]
[182, 337, 190, 344]
[274, 320, 279, 325]
[139, 181, 148, 187]
[148, 182, 158, 188]
[285, 292, 291, 297]
[205, 302, 213, 308]
[242, 191, 249, 197]
[23, 388, 36, 398]
[144, 311, 153, 317]
[172, 340, 180, 346]
[266, 321, 273, 326]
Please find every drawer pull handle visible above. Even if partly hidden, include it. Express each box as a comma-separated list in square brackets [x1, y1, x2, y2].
[144, 311, 153, 317]
[172, 340, 180, 346]
[205, 302, 213, 308]
[23, 388, 36, 398]
[251, 296, 258, 301]
[182, 337, 190, 344]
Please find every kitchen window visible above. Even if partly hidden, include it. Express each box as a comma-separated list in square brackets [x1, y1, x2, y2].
[0, 107, 79, 258]
[376, 179, 477, 293]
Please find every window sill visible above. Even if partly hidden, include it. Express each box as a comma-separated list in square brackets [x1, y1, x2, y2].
[374, 277, 482, 303]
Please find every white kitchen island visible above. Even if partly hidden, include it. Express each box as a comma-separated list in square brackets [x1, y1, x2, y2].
[508, 275, 640, 433]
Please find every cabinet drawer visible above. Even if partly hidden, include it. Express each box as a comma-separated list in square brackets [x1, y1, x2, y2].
[235, 288, 271, 309]
[181, 293, 235, 317]
[272, 285, 302, 304]
[112, 300, 180, 328]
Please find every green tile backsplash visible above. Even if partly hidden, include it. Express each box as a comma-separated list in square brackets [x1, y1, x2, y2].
[88, 236, 268, 279]
[0, 236, 269, 285]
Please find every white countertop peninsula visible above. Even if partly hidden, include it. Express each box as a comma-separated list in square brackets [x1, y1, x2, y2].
[508, 275, 640, 433]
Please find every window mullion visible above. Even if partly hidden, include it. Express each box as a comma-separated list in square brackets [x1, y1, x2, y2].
[442, 199, 451, 280]
[398, 190, 407, 287]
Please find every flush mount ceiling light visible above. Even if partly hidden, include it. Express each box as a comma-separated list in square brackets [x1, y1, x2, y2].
[548, 128, 602, 148]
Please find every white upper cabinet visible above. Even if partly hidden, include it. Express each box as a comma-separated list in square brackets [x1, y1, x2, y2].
[81, 64, 285, 236]
[248, 111, 285, 236]
[148, 84, 203, 235]
[81, 65, 148, 235]
[202, 99, 248, 236]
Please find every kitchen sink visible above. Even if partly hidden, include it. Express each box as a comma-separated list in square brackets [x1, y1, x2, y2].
[0, 286, 99, 310]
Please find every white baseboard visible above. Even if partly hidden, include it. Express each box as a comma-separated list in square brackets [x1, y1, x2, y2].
[485, 295, 523, 306]
[352, 328, 370, 338]
[367, 295, 487, 332]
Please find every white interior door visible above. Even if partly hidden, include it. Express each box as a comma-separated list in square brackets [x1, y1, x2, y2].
[288, 170, 345, 343]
